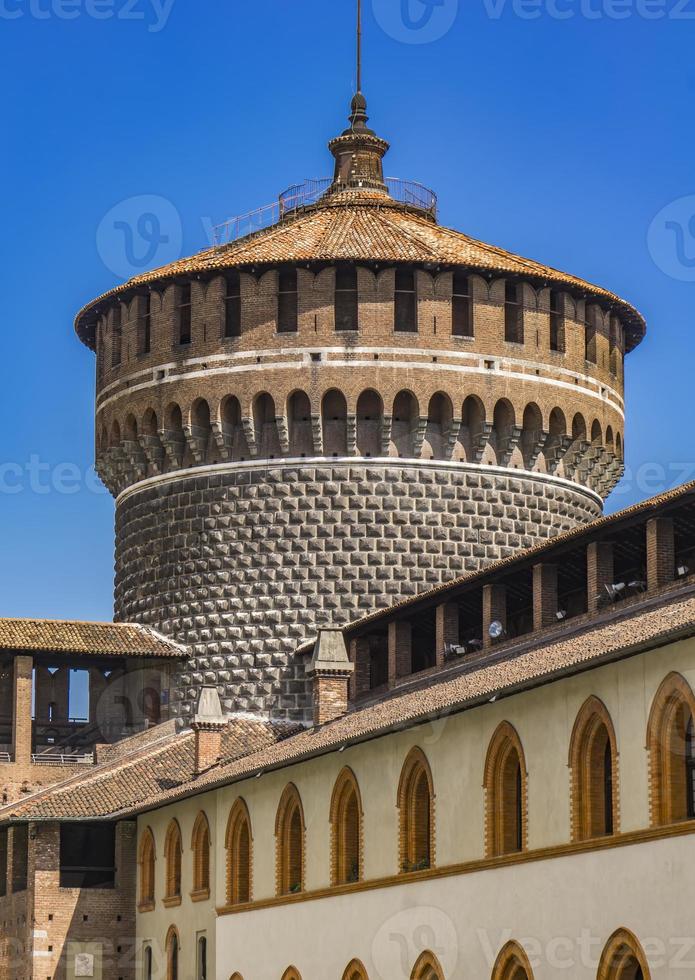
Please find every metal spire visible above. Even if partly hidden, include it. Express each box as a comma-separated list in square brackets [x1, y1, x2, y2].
[357, 0, 362, 94]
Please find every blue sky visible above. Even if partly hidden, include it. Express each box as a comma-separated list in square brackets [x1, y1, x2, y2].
[0, 0, 693, 620]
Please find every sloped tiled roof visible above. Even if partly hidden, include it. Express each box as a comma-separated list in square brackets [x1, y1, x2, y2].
[5, 586, 695, 824]
[0, 716, 301, 822]
[0, 619, 186, 659]
[75, 194, 645, 351]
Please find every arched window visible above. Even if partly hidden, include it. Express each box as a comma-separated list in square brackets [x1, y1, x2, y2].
[569, 698, 618, 841]
[647, 672, 695, 825]
[549, 289, 565, 352]
[342, 960, 369, 980]
[330, 768, 363, 886]
[143, 945, 153, 980]
[398, 747, 434, 874]
[391, 391, 419, 457]
[395, 268, 417, 333]
[520, 403, 543, 471]
[226, 798, 252, 906]
[281, 968, 302, 980]
[165, 926, 180, 980]
[410, 950, 444, 979]
[288, 391, 314, 457]
[197, 936, 207, 980]
[164, 820, 182, 906]
[138, 827, 156, 911]
[275, 784, 305, 896]
[224, 270, 242, 338]
[461, 394, 486, 463]
[492, 940, 535, 979]
[335, 265, 359, 332]
[597, 929, 651, 979]
[191, 812, 211, 899]
[177, 283, 192, 346]
[253, 392, 281, 458]
[424, 393, 453, 461]
[452, 272, 473, 338]
[484, 722, 527, 857]
[491, 399, 517, 467]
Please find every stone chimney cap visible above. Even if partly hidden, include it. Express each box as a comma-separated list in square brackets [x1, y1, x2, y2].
[192, 686, 227, 728]
[309, 628, 354, 677]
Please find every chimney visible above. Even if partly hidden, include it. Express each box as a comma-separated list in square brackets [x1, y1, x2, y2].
[308, 629, 354, 726]
[191, 687, 227, 775]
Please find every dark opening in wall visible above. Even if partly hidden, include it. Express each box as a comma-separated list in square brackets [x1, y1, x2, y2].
[0, 827, 7, 898]
[178, 284, 192, 346]
[111, 304, 122, 367]
[452, 272, 473, 338]
[394, 268, 417, 332]
[278, 268, 298, 333]
[335, 265, 358, 332]
[549, 290, 565, 353]
[411, 611, 436, 674]
[368, 633, 389, 689]
[585, 305, 598, 364]
[224, 271, 242, 338]
[11, 824, 28, 893]
[59, 822, 116, 889]
[139, 294, 152, 355]
[504, 282, 524, 344]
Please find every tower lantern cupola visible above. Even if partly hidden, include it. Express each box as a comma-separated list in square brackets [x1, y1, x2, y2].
[328, 91, 390, 193]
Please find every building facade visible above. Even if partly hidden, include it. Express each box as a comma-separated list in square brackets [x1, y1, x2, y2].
[73, 87, 644, 725]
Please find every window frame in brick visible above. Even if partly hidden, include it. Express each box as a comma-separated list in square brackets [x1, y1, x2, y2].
[491, 940, 535, 979]
[111, 303, 122, 367]
[163, 819, 183, 907]
[224, 271, 242, 338]
[585, 303, 598, 364]
[569, 697, 619, 841]
[597, 928, 651, 980]
[10, 824, 28, 894]
[484, 722, 528, 857]
[397, 747, 435, 874]
[410, 950, 445, 980]
[504, 281, 524, 345]
[226, 797, 253, 906]
[277, 268, 298, 334]
[275, 783, 305, 896]
[176, 282, 192, 346]
[452, 271, 473, 338]
[335, 264, 359, 332]
[549, 289, 565, 353]
[394, 267, 418, 333]
[342, 959, 369, 980]
[330, 767, 363, 886]
[138, 292, 152, 356]
[165, 925, 180, 980]
[190, 811, 211, 901]
[647, 671, 695, 826]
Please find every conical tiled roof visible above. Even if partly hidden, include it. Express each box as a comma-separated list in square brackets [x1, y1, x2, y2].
[75, 190, 645, 351]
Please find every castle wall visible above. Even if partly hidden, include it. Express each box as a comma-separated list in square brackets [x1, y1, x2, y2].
[114, 460, 601, 723]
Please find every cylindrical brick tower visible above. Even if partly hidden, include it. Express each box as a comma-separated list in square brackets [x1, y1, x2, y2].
[75, 88, 645, 722]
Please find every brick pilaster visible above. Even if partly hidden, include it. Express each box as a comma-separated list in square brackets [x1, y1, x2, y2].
[12, 655, 33, 767]
[435, 603, 459, 665]
[483, 584, 507, 649]
[533, 563, 558, 630]
[646, 517, 675, 592]
[587, 541, 614, 613]
[388, 621, 412, 681]
[350, 638, 371, 697]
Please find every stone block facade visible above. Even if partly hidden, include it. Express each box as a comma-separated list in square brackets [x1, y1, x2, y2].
[114, 461, 601, 723]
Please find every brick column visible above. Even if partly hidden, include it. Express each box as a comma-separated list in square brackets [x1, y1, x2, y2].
[587, 541, 614, 613]
[309, 629, 354, 726]
[388, 621, 412, 682]
[647, 517, 675, 592]
[483, 584, 507, 649]
[12, 655, 33, 766]
[435, 602, 459, 666]
[533, 563, 558, 630]
[350, 638, 371, 698]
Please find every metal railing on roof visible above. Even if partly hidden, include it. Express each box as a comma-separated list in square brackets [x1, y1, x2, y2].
[211, 177, 437, 247]
[0, 752, 11, 764]
[31, 752, 94, 766]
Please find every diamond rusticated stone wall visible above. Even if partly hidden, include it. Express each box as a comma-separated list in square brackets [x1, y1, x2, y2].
[115, 461, 601, 723]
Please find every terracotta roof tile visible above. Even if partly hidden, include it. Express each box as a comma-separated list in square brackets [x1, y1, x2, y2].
[75, 196, 645, 351]
[0, 619, 186, 658]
